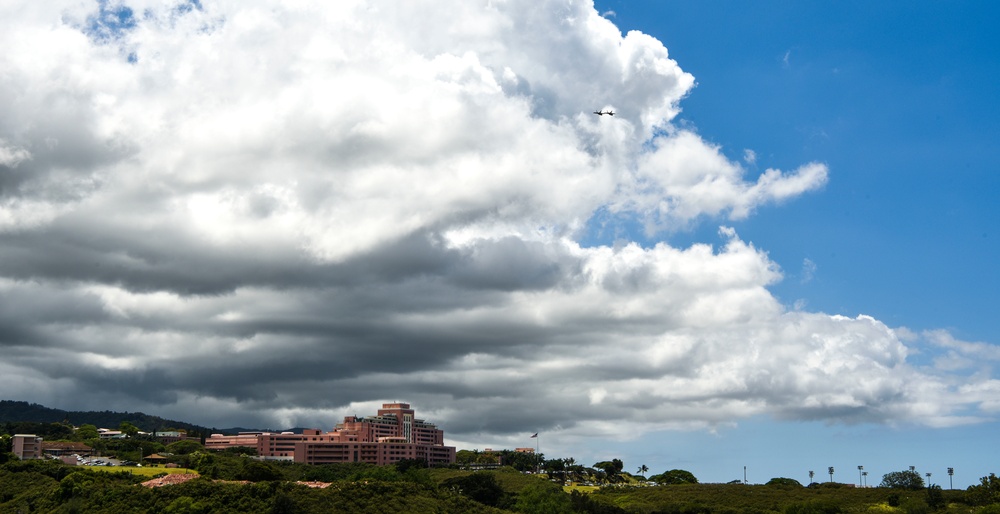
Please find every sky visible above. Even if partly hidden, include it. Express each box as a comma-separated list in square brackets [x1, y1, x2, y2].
[0, 0, 997, 488]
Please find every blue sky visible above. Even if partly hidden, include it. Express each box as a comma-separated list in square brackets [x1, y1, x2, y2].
[590, 0, 1000, 487]
[1, 0, 998, 489]
[595, 0, 1000, 341]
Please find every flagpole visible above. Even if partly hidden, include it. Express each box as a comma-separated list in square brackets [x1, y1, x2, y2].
[530, 432, 540, 474]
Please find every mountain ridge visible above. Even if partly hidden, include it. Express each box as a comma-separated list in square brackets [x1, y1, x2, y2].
[0, 400, 216, 435]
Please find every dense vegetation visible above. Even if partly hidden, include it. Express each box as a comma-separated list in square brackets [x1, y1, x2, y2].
[2, 453, 1000, 514]
[3, 402, 1000, 513]
[0, 457, 506, 513]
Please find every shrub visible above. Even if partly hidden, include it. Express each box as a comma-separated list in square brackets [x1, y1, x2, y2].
[441, 472, 509, 508]
[768, 478, 805, 488]
[900, 497, 930, 514]
[785, 499, 842, 514]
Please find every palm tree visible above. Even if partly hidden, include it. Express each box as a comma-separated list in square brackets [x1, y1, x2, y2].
[638, 464, 649, 477]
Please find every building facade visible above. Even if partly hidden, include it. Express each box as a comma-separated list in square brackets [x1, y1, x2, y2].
[12, 434, 42, 460]
[154, 431, 196, 445]
[205, 403, 455, 466]
[205, 431, 277, 451]
[40, 441, 95, 457]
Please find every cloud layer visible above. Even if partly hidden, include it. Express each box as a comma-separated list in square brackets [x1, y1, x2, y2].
[0, 0, 994, 442]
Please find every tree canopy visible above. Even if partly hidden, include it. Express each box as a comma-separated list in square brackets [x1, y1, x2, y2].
[879, 470, 925, 490]
[767, 477, 804, 487]
[650, 469, 699, 485]
[968, 473, 1000, 506]
[165, 439, 205, 455]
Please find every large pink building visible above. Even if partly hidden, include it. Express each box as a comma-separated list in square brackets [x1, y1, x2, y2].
[207, 403, 455, 466]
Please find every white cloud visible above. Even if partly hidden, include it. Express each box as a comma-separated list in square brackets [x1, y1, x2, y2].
[801, 258, 817, 283]
[0, 140, 31, 168]
[0, 0, 993, 441]
[625, 131, 827, 231]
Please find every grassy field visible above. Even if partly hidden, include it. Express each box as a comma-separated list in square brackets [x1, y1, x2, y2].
[109, 466, 198, 477]
[564, 484, 600, 493]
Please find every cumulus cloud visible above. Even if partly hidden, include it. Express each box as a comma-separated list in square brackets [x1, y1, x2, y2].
[0, 0, 992, 443]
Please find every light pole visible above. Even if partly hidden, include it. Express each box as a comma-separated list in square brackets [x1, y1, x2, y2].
[926, 473, 932, 489]
[862, 471, 868, 488]
[809, 470, 814, 484]
[828, 467, 835, 483]
[948, 468, 954, 490]
[858, 465, 864, 488]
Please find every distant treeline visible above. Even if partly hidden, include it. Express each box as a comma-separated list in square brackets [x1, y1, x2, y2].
[0, 400, 212, 437]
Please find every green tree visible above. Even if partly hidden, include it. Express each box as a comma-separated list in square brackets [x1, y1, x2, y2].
[968, 473, 1000, 505]
[767, 477, 804, 487]
[544, 458, 567, 482]
[119, 421, 140, 437]
[594, 459, 625, 483]
[166, 439, 205, 455]
[59, 471, 96, 500]
[501, 450, 542, 472]
[925, 484, 945, 510]
[75, 424, 99, 441]
[394, 458, 427, 474]
[515, 483, 573, 514]
[164, 496, 208, 514]
[650, 469, 699, 485]
[456, 449, 478, 466]
[785, 499, 842, 514]
[569, 490, 628, 514]
[880, 470, 925, 490]
[900, 496, 930, 514]
[237, 460, 283, 482]
[442, 472, 509, 508]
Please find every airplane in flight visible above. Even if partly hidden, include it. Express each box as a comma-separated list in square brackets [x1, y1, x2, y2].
[593, 109, 615, 116]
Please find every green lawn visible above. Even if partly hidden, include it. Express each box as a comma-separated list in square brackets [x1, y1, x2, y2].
[564, 484, 599, 493]
[112, 466, 198, 477]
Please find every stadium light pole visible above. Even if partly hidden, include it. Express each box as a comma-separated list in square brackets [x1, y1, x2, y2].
[862, 471, 868, 487]
[828, 467, 834, 483]
[809, 470, 814, 484]
[858, 465, 864, 488]
[926, 472, 932, 489]
[948, 468, 954, 490]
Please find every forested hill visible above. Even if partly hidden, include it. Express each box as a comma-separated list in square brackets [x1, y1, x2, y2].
[0, 400, 213, 435]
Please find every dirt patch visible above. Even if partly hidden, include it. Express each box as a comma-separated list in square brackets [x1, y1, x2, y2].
[141, 474, 199, 487]
[296, 481, 332, 488]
